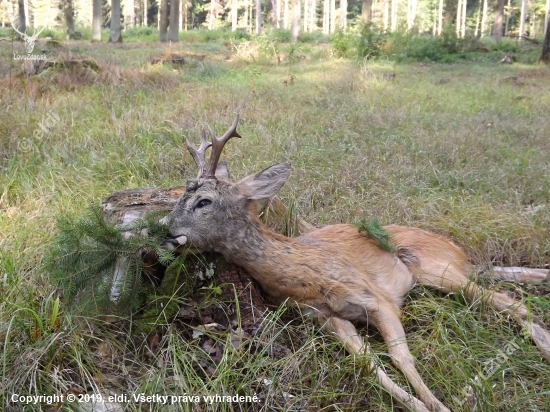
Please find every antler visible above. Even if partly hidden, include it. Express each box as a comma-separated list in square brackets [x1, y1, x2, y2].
[186, 116, 241, 179]
[8, 12, 26, 39]
[186, 130, 212, 179]
[203, 115, 241, 179]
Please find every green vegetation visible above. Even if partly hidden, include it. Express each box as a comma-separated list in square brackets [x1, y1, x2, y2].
[1, 37, 549, 411]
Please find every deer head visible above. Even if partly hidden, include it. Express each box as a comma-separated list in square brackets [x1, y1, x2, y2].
[9, 12, 45, 54]
[165, 116, 291, 253]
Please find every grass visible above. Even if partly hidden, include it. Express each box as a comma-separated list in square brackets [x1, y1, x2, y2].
[1, 36, 550, 411]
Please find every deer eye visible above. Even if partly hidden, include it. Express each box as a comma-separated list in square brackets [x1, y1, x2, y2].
[195, 199, 212, 209]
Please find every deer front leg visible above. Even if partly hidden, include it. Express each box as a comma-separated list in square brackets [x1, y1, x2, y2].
[320, 316, 432, 412]
[371, 308, 451, 412]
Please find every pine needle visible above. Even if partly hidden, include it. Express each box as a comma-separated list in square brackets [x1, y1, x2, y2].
[356, 218, 396, 253]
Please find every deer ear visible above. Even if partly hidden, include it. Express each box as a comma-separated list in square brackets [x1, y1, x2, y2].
[237, 162, 291, 200]
[215, 161, 231, 180]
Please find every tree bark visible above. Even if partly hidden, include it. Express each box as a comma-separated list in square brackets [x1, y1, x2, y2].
[546, 0, 550, 37]
[109, 0, 123, 42]
[541, 16, 550, 63]
[92, 0, 102, 41]
[437, 0, 443, 35]
[519, 0, 527, 39]
[16, 0, 27, 37]
[322, 0, 328, 33]
[481, 0, 487, 36]
[143, 0, 147, 26]
[391, 0, 398, 31]
[362, 0, 371, 23]
[64, 0, 75, 37]
[330, 0, 335, 33]
[340, 0, 347, 29]
[167, 0, 180, 41]
[160, 0, 169, 40]
[461, 0, 466, 37]
[256, 0, 261, 34]
[232, 0, 238, 30]
[456, 0, 462, 36]
[291, 0, 300, 42]
[493, 0, 505, 41]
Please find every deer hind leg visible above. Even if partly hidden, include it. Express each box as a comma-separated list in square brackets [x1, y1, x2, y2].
[370, 307, 451, 412]
[320, 316, 432, 412]
[412, 259, 550, 363]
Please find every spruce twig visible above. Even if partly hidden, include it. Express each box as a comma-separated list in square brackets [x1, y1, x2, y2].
[356, 218, 396, 253]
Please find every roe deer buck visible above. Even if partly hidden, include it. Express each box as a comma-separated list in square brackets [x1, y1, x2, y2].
[164, 116, 550, 412]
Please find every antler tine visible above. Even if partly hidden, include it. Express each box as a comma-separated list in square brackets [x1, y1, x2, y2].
[186, 130, 212, 179]
[203, 115, 241, 179]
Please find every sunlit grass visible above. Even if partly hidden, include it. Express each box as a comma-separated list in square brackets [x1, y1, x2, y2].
[1, 40, 549, 411]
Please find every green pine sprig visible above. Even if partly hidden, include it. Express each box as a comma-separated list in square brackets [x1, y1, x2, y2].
[356, 218, 396, 253]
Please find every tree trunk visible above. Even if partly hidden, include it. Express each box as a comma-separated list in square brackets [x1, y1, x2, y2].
[384, 0, 389, 31]
[461, 0, 466, 37]
[285, 0, 290, 28]
[143, 0, 147, 26]
[92, 0, 101, 41]
[109, 0, 123, 42]
[519, 0, 527, 39]
[391, 0, 398, 31]
[310, 0, 316, 31]
[16, 0, 26, 37]
[304, 0, 309, 31]
[493, 0, 505, 41]
[362, 0, 371, 22]
[64, 0, 75, 37]
[340, 0, 347, 29]
[330, 0, 335, 33]
[256, 0, 261, 34]
[232, 0, 238, 30]
[275, 0, 281, 28]
[541, 15, 550, 63]
[481, 0, 487, 36]
[322, 0, 328, 33]
[167, 0, 179, 41]
[437, 0, 443, 34]
[504, 0, 511, 35]
[456, 0, 462, 36]
[127, 0, 135, 27]
[160, 0, 169, 39]
[291, 0, 300, 42]
[546, 0, 550, 37]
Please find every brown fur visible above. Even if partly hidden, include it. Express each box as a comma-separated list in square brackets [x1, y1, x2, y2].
[167, 159, 550, 412]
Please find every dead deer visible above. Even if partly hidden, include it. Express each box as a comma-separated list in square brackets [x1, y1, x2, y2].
[163, 116, 550, 412]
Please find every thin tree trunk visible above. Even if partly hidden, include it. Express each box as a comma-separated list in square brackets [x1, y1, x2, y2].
[493, 0, 504, 41]
[179, 0, 182, 30]
[391, 0, 398, 31]
[481, 0, 487, 35]
[232, 0, 237, 30]
[519, 0, 527, 39]
[541, 14, 550, 63]
[244, 0, 249, 30]
[362, 0, 371, 22]
[310, 0, 316, 30]
[341, 0, 347, 29]
[128, 0, 135, 27]
[167, 0, 179, 41]
[504, 0, 511, 35]
[92, 0, 101, 41]
[546, 0, 550, 36]
[322, 0, 328, 33]
[256, 0, 261, 34]
[304, 0, 309, 31]
[475, 0, 481, 36]
[285, 0, 290, 28]
[183, 0, 188, 30]
[160, 0, 169, 39]
[456, 0, 462, 36]
[461, 0, 466, 37]
[64, 0, 75, 36]
[274, 0, 281, 28]
[438, 0, 443, 34]
[291, 0, 300, 41]
[384, 0, 389, 31]
[330, 0, 335, 33]
[17, 0, 26, 37]
[143, 0, 147, 26]
[109, 0, 123, 42]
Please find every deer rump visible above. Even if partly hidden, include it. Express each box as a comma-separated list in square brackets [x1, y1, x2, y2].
[164, 116, 550, 412]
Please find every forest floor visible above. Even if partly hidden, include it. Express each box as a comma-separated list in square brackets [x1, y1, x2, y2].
[1, 38, 550, 411]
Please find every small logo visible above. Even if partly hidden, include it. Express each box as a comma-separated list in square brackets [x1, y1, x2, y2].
[9, 17, 45, 54]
